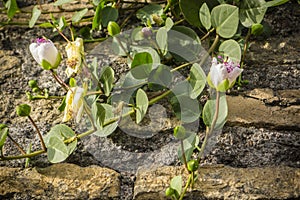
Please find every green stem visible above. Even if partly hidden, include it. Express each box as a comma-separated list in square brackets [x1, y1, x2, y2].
[200, 28, 215, 41]
[7, 134, 26, 155]
[28, 115, 47, 151]
[179, 173, 193, 200]
[31, 95, 64, 100]
[197, 91, 220, 162]
[181, 139, 188, 169]
[238, 28, 251, 84]
[115, 37, 133, 60]
[50, 69, 69, 91]
[199, 34, 219, 68]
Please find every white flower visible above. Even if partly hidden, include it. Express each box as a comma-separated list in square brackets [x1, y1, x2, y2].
[29, 38, 61, 70]
[208, 57, 243, 91]
[65, 38, 84, 77]
[62, 86, 85, 123]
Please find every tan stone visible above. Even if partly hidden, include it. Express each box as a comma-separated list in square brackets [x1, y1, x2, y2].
[227, 95, 300, 129]
[134, 165, 300, 200]
[0, 163, 120, 199]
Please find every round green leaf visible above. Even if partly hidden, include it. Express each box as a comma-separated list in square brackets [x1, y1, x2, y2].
[170, 175, 182, 195]
[239, 0, 267, 28]
[211, 4, 239, 38]
[199, 3, 211, 30]
[219, 39, 241, 62]
[148, 65, 173, 88]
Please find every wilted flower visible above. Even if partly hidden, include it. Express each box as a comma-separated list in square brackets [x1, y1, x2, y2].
[207, 57, 243, 92]
[65, 37, 84, 77]
[29, 38, 61, 70]
[62, 86, 86, 123]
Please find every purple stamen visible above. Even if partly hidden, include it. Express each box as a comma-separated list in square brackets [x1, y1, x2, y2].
[35, 38, 48, 44]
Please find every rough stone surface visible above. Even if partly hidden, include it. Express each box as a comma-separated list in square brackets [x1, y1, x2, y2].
[134, 165, 300, 200]
[227, 94, 300, 130]
[0, 163, 120, 199]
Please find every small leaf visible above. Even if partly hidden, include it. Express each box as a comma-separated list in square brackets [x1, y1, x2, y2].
[131, 52, 153, 79]
[92, 2, 104, 30]
[5, 0, 19, 19]
[211, 4, 239, 38]
[240, 0, 267, 28]
[92, 102, 106, 128]
[219, 39, 241, 62]
[165, 17, 174, 31]
[189, 63, 206, 99]
[93, 104, 118, 137]
[156, 27, 168, 56]
[29, 6, 41, 28]
[0, 127, 8, 149]
[58, 96, 66, 112]
[100, 66, 114, 96]
[54, 0, 74, 6]
[136, 89, 148, 124]
[101, 6, 118, 27]
[203, 94, 227, 129]
[173, 125, 186, 140]
[177, 132, 199, 163]
[170, 175, 182, 195]
[199, 3, 211, 30]
[72, 8, 88, 23]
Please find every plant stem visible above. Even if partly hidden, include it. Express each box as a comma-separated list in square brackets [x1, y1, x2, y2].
[115, 37, 133, 60]
[28, 115, 47, 151]
[179, 173, 192, 200]
[181, 139, 188, 169]
[50, 69, 69, 91]
[199, 34, 219, 68]
[197, 91, 220, 162]
[7, 134, 26, 155]
[238, 28, 251, 84]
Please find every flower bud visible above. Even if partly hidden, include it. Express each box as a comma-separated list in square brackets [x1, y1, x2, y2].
[251, 23, 264, 36]
[107, 21, 120, 37]
[28, 80, 38, 88]
[29, 38, 61, 70]
[16, 104, 31, 117]
[187, 159, 199, 172]
[141, 27, 152, 38]
[65, 37, 84, 77]
[165, 187, 175, 197]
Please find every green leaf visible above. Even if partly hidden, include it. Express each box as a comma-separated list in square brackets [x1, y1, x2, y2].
[165, 17, 174, 31]
[58, 96, 66, 112]
[29, 6, 41, 28]
[203, 94, 228, 129]
[239, 0, 267, 28]
[101, 6, 118, 27]
[168, 26, 202, 62]
[177, 132, 199, 163]
[170, 175, 182, 195]
[179, 0, 218, 27]
[219, 39, 241, 62]
[211, 4, 239, 38]
[45, 124, 77, 163]
[92, 102, 106, 128]
[100, 66, 114, 96]
[263, 0, 289, 7]
[148, 65, 173, 88]
[189, 63, 206, 99]
[93, 104, 118, 137]
[5, 0, 19, 19]
[72, 8, 88, 23]
[54, 0, 74, 6]
[156, 27, 168, 56]
[0, 127, 8, 149]
[136, 89, 149, 124]
[136, 4, 163, 25]
[92, 2, 104, 30]
[173, 125, 186, 140]
[131, 52, 153, 79]
[199, 3, 211, 30]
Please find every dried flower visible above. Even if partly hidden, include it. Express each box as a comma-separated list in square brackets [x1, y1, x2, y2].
[65, 38, 84, 77]
[62, 86, 86, 123]
[29, 38, 61, 70]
